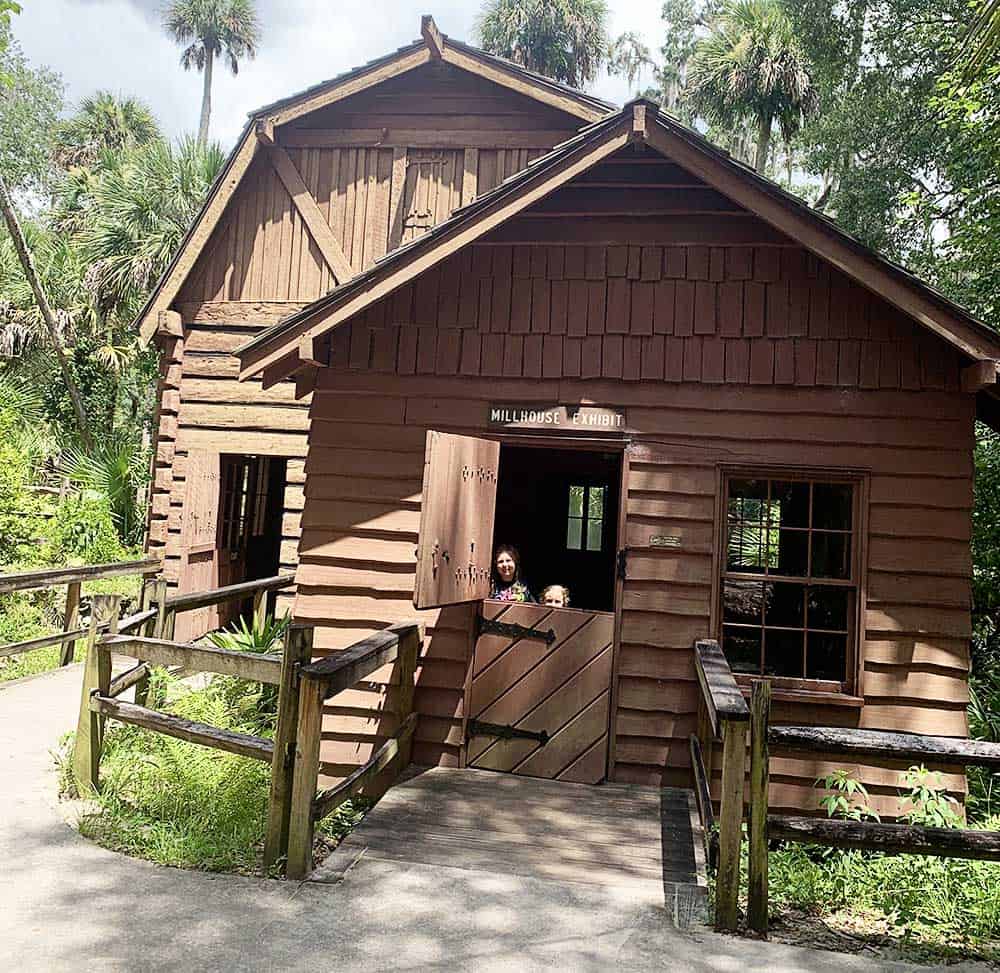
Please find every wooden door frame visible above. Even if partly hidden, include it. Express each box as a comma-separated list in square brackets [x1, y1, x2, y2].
[457, 431, 630, 779]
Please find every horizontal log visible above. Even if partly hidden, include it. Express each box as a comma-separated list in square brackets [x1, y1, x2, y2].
[100, 635, 282, 685]
[0, 558, 160, 594]
[118, 607, 157, 635]
[0, 626, 86, 658]
[769, 725, 1000, 771]
[107, 662, 150, 698]
[165, 573, 294, 613]
[90, 695, 273, 762]
[301, 623, 423, 698]
[694, 638, 749, 737]
[768, 814, 1000, 861]
[312, 711, 418, 821]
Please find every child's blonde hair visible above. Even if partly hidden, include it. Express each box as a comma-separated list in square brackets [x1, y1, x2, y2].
[540, 584, 570, 607]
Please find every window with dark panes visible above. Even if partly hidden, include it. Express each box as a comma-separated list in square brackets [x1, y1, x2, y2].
[721, 475, 856, 688]
[567, 484, 605, 552]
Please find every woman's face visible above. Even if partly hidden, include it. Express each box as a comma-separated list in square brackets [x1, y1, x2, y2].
[543, 589, 565, 608]
[495, 551, 516, 583]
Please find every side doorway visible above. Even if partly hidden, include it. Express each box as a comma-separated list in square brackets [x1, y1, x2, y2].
[175, 452, 287, 641]
[414, 431, 622, 785]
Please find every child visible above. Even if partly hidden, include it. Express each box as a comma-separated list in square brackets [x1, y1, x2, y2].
[540, 584, 570, 608]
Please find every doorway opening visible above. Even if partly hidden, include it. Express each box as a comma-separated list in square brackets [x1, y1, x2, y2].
[491, 444, 622, 612]
[218, 454, 287, 623]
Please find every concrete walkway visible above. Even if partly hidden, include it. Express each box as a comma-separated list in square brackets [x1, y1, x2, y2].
[0, 664, 984, 972]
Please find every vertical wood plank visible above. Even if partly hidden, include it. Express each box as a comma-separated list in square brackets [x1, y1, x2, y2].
[748, 680, 771, 936]
[286, 674, 325, 880]
[71, 594, 118, 795]
[59, 581, 82, 667]
[396, 626, 420, 769]
[264, 626, 314, 870]
[716, 717, 748, 931]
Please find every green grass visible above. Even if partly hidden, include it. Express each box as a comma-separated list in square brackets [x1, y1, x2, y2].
[59, 667, 369, 875]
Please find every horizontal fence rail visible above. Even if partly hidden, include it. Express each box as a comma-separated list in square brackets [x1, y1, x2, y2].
[0, 558, 160, 666]
[101, 635, 282, 684]
[746, 679, 1000, 936]
[165, 574, 294, 614]
[0, 558, 160, 595]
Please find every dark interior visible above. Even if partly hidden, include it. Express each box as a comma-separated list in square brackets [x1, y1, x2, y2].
[492, 445, 622, 612]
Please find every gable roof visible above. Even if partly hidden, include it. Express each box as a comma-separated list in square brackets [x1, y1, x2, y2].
[134, 17, 614, 345]
[236, 99, 1000, 394]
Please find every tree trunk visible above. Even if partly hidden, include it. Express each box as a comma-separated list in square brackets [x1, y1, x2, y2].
[198, 49, 214, 147]
[754, 113, 773, 174]
[0, 171, 93, 449]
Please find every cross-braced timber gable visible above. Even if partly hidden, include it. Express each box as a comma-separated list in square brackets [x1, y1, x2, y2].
[135, 16, 614, 345]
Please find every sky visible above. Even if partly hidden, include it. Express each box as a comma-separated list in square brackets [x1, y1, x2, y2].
[13, 0, 666, 151]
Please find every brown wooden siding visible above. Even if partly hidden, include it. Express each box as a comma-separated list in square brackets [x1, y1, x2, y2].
[150, 63, 580, 616]
[295, 234, 972, 813]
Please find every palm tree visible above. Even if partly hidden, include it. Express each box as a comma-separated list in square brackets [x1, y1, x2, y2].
[962, 0, 1000, 74]
[163, 0, 260, 146]
[53, 92, 160, 170]
[687, 0, 818, 173]
[477, 0, 610, 88]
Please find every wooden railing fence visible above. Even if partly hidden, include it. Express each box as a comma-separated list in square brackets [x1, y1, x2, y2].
[0, 558, 160, 666]
[691, 638, 750, 931]
[68, 573, 422, 878]
[690, 637, 1000, 937]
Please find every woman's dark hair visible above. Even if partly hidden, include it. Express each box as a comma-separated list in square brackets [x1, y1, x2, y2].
[492, 543, 521, 584]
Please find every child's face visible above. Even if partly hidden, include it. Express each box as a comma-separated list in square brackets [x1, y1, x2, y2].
[543, 590, 565, 608]
[496, 552, 516, 582]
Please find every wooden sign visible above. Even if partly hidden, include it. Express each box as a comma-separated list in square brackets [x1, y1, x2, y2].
[487, 404, 626, 434]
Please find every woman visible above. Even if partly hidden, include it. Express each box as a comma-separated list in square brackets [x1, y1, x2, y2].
[490, 544, 536, 602]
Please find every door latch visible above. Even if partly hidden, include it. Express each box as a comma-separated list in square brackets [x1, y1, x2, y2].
[477, 615, 557, 644]
[467, 718, 549, 745]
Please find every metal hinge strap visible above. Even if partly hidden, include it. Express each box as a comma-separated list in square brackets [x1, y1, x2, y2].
[467, 718, 549, 745]
[477, 615, 557, 644]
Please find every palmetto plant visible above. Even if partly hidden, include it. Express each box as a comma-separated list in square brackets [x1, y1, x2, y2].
[163, 0, 261, 145]
[62, 430, 148, 545]
[53, 91, 160, 170]
[76, 136, 224, 323]
[688, 0, 818, 172]
[477, 0, 610, 88]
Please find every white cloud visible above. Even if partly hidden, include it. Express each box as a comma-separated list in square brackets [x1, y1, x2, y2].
[13, 0, 665, 150]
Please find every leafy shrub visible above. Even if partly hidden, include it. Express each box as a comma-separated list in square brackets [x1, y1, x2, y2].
[61, 667, 370, 874]
[42, 492, 128, 564]
[816, 769, 879, 822]
[900, 765, 963, 828]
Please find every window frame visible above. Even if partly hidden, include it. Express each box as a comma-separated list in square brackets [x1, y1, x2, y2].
[712, 466, 867, 700]
[566, 483, 607, 554]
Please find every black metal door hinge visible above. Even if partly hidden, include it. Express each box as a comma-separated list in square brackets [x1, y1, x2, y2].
[467, 718, 549, 745]
[477, 614, 557, 644]
[616, 549, 628, 580]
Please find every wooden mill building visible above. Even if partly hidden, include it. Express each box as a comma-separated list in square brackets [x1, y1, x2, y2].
[140, 18, 1000, 815]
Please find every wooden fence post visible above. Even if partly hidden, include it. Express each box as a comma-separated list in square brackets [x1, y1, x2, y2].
[253, 588, 269, 631]
[286, 671, 325, 880]
[748, 680, 771, 935]
[396, 625, 419, 770]
[697, 694, 715, 796]
[59, 580, 82, 667]
[264, 625, 313, 870]
[715, 716, 748, 932]
[71, 594, 119, 794]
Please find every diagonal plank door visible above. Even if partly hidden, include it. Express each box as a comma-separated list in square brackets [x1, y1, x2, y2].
[467, 601, 615, 784]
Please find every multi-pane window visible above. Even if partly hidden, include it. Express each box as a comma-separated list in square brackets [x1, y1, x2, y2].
[721, 476, 856, 687]
[567, 484, 605, 552]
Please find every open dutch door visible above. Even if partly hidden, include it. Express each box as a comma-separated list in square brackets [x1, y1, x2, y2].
[415, 431, 615, 785]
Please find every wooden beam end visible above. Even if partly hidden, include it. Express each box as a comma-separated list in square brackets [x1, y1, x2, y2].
[421, 15, 445, 58]
[157, 309, 183, 338]
[256, 117, 276, 145]
[631, 102, 648, 141]
[962, 358, 1000, 394]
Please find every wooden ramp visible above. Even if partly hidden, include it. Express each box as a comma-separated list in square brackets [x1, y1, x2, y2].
[313, 767, 707, 924]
